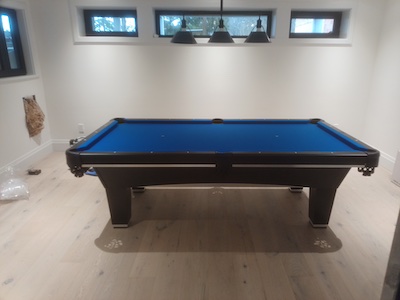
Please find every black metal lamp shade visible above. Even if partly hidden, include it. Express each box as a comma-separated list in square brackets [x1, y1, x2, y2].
[171, 19, 197, 44]
[244, 18, 271, 43]
[208, 19, 234, 43]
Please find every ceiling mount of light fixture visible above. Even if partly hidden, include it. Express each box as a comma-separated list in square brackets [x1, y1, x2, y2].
[208, 0, 234, 43]
[245, 16, 271, 43]
[171, 16, 197, 44]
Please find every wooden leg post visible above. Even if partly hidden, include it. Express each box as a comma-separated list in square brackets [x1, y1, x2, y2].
[105, 188, 132, 227]
[308, 187, 337, 227]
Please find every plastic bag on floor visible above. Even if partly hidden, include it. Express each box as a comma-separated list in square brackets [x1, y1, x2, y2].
[0, 167, 30, 201]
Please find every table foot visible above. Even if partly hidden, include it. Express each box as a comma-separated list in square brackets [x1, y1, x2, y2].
[132, 186, 146, 193]
[112, 224, 129, 228]
[309, 220, 328, 228]
[289, 186, 303, 193]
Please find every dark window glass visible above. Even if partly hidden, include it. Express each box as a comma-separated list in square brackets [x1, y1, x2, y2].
[84, 9, 138, 37]
[0, 7, 26, 78]
[290, 11, 342, 38]
[156, 10, 272, 38]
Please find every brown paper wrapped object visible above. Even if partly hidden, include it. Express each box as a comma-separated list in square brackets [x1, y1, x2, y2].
[23, 95, 45, 137]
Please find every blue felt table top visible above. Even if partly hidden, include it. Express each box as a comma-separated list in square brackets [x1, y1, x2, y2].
[75, 119, 369, 154]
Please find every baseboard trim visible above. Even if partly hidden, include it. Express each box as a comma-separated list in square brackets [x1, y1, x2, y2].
[52, 139, 71, 151]
[379, 151, 396, 172]
[0, 140, 54, 175]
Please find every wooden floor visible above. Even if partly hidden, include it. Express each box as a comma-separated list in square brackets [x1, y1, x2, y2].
[0, 152, 399, 300]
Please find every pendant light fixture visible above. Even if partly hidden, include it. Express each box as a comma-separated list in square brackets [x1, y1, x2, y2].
[171, 17, 197, 44]
[244, 16, 271, 43]
[208, 0, 234, 43]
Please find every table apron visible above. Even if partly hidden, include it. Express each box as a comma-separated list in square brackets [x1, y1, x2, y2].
[232, 164, 363, 168]
[84, 164, 217, 168]
[83, 163, 362, 168]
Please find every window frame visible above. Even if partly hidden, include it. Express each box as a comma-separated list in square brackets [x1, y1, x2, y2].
[289, 11, 342, 39]
[0, 6, 26, 78]
[83, 9, 138, 37]
[155, 10, 273, 39]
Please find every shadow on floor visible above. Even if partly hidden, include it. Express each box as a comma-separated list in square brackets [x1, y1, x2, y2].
[95, 187, 342, 254]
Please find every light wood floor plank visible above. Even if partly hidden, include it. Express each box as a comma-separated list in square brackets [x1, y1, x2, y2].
[0, 152, 399, 300]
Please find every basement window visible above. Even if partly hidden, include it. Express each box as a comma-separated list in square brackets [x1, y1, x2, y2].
[84, 9, 138, 37]
[155, 10, 273, 39]
[0, 7, 26, 78]
[289, 11, 342, 38]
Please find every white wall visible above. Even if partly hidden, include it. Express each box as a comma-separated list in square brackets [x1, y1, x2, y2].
[364, 0, 400, 170]
[1, 0, 397, 171]
[0, 0, 52, 173]
[0, 78, 51, 170]
[31, 0, 383, 136]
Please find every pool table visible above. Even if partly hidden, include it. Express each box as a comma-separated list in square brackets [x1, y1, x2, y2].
[66, 118, 379, 228]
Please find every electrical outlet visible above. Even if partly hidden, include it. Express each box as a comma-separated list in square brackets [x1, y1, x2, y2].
[78, 123, 85, 135]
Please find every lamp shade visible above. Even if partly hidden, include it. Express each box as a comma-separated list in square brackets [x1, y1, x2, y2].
[245, 31, 271, 43]
[244, 18, 271, 43]
[208, 19, 234, 43]
[171, 30, 197, 44]
[171, 19, 197, 44]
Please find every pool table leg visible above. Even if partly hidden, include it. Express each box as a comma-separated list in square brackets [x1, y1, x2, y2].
[105, 188, 132, 228]
[308, 187, 337, 228]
